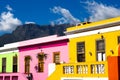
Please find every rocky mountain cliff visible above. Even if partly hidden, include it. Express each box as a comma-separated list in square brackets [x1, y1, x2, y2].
[0, 24, 72, 47]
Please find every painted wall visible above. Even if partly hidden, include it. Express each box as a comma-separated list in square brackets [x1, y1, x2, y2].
[0, 42, 21, 80]
[66, 25, 120, 79]
[68, 30, 120, 63]
[19, 36, 69, 80]
[0, 52, 18, 73]
[66, 17, 120, 63]
[48, 17, 120, 80]
[64, 17, 120, 80]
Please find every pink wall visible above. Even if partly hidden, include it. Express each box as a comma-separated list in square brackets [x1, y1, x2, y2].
[18, 35, 69, 80]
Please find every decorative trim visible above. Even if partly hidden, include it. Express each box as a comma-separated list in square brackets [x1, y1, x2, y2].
[67, 25, 120, 39]
[0, 49, 18, 54]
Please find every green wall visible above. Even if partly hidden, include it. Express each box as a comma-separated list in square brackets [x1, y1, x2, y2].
[0, 52, 18, 72]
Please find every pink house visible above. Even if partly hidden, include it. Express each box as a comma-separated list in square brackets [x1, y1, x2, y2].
[18, 35, 69, 80]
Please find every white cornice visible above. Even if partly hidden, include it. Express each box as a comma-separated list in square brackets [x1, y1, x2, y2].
[67, 25, 120, 39]
[0, 50, 18, 54]
[0, 42, 19, 54]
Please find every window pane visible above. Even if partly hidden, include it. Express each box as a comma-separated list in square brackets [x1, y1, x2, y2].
[13, 65, 17, 72]
[2, 58, 6, 73]
[13, 56, 17, 65]
[5, 76, 10, 80]
[12, 76, 18, 80]
[96, 39, 105, 61]
[97, 40, 105, 51]
[77, 42, 85, 62]
[53, 52, 60, 64]
[2, 66, 6, 73]
[77, 42, 85, 54]
[77, 54, 85, 62]
[38, 62, 44, 72]
[25, 57, 30, 73]
[13, 56, 18, 72]
[2, 58, 6, 66]
[0, 76, 3, 80]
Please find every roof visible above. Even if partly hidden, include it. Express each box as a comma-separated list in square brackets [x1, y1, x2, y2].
[0, 42, 19, 53]
[19, 35, 68, 47]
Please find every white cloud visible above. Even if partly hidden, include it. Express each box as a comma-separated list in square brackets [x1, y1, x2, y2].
[0, 5, 22, 32]
[50, 6, 80, 25]
[85, 1, 120, 21]
[25, 21, 36, 24]
[0, 11, 22, 32]
[6, 5, 13, 11]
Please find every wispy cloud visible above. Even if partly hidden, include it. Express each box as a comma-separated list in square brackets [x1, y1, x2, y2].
[50, 6, 80, 25]
[0, 5, 22, 32]
[85, 1, 120, 21]
[6, 5, 13, 11]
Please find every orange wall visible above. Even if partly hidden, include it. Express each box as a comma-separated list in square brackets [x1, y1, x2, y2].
[108, 56, 120, 80]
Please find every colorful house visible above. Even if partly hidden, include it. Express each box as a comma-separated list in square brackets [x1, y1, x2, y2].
[47, 17, 120, 80]
[0, 42, 19, 80]
[18, 35, 69, 80]
[1, 16, 120, 80]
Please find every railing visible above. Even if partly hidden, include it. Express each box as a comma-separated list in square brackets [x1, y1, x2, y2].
[63, 66, 74, 74]
[77, 65, 88, 74]
[62, 61, 107, 77]
[91, 64, 104, 74]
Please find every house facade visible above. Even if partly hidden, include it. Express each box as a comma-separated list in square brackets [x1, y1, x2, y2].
[1, 17, 120, 80]
[18, 35, 69, 80]
[0, 43, 19, 80]
[47, 17, 120, 80]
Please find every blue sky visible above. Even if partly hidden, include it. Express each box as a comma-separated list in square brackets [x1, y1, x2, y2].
[0, 0, 120, 35]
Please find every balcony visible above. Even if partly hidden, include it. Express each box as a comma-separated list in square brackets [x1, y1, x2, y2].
[61, 61, 108, 77]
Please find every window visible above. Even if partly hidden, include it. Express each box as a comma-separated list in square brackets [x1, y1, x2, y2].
[37, 52, 47, 72]
[25, 56, 30, 73]
[38, 58, 44, 72]
[13, 56, 17, 72]
[12, 76, 18, 80]
[96, 39, 105, 61]
[118, 36, 120, 44]
[0, 76, 3, 80]
[2, 58, 6, 73]
[77, 42, 85, 62]
[5, 76, 10, 80]
[53, 52, 60, 64]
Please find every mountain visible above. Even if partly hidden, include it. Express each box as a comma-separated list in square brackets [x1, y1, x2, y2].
[0, 24, 72, 47]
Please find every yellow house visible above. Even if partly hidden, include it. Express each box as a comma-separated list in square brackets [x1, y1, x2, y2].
[47, 17, 120, 80]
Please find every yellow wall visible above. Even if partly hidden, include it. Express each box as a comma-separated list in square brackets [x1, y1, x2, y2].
[47, 17, 120, 80]
[69, 30, 120, 63]
[47, 28, 120, 80]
